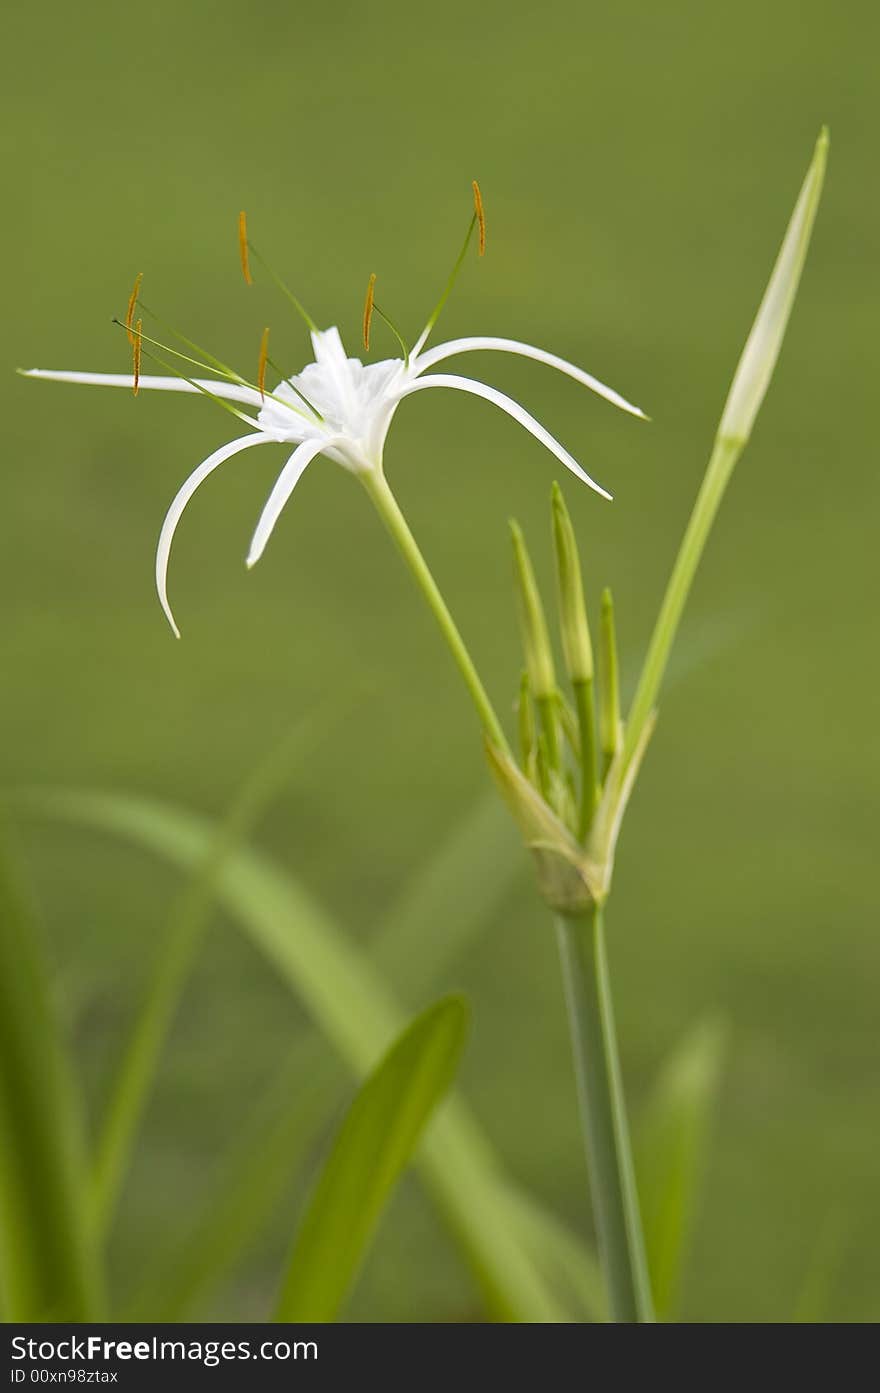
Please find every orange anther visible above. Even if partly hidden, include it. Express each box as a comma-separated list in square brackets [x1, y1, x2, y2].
[257, 326, 270, 400]
[472, 180, 486, 256]
[125, 272, 143, 345]
[362, 272, 377, 352]
[239, 210, 253, 285]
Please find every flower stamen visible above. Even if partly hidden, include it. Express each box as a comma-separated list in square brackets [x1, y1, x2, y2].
[132, 331, 261, 428]
[238, 211, 252, 285]
[416, 181, 485, 350]
[132, 317, 142, 395]
[240, 218, 318, 334]
[472, 180, 486, 256]
[362, 273, 410, 363]
[111, 316, 310, 422]
[363, 273, 376, 352]
[125, 272, 143, 345]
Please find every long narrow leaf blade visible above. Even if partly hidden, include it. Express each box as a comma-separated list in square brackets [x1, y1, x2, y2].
[276, 996, 468, 1321]
[17, 788, 568, 1322]
[624, 131, 828, 764]
[0, 827, 101, 1319]
[90, 715, 332, 1239]
[125, 797, 556, 1321]
[636, 1018, 726, 1319]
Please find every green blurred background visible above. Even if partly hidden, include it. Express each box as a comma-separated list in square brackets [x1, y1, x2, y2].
[4, 0, 878, 1321]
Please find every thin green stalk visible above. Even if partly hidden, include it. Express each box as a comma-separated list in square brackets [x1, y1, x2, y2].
[555, 905, 654, 1322]
[362, 470, 510, 755]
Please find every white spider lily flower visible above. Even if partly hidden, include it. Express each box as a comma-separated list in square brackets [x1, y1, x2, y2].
[24, 184, 646, 637]
[24, 325, 643, 636]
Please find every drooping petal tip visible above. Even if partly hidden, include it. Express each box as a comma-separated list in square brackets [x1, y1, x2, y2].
[155, 433, 271, 638]
[413, 336, 647, 421]
[401, 373, 613, 500]
[246, 437, 327, 569]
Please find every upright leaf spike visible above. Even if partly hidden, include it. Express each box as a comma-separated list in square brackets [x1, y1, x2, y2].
[518, 670, 536, 773]
[598, 588, 621, 780]
[551, 482, 594, 687]
[510, 520, 561, 779]
[551, 483, 600, 834]
[624, 129, 828, 766]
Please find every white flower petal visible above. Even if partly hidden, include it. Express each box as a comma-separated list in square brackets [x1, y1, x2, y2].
[399, 374, 612, 499]
[413, 338, 646, 419]
[309, 327, 348, 370]
[246, 437, 331, 568]
[22, 369, 261, 406]
[156, 433, 271, 638]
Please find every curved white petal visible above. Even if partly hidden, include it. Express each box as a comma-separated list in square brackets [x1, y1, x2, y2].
[412, 338, 646, 419]
[399, 374, 612, 499]
[22, 369, 261, 407]
[246, 437, 332, 568]
[156, 433, 271, 638]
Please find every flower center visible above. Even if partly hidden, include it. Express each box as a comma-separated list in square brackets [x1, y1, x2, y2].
[256, 328, 408, 468]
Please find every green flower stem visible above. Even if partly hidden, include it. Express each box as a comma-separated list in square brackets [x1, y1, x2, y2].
[364, 467, 650, 1322]
[363, 470, 511, 756]
[555, 905, 654, 1323]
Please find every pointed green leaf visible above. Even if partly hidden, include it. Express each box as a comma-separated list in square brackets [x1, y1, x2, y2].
[18, 788, 568, 1322]
[598, 588, 621, 778]
[276, 996, 468, 1321]
[636, 1019, 726, 1319]
[624, 132, 828, 765]
[89, 715, 332, 1239]
[551, 481, 594, 685]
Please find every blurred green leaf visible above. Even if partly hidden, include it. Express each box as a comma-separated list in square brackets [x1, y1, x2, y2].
[119, 795, 516, 1320]
[276, 996, 468, 1321]
[373, 793, 519, 996]
[124, 1036, 337, 1320]
[503, 1183, 606, 1322]
[636, 1018, 726, 1320]
[22, 788, 570, 1322]
[0, 824, 102, 1320]
[88, 715, 335, 1239]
